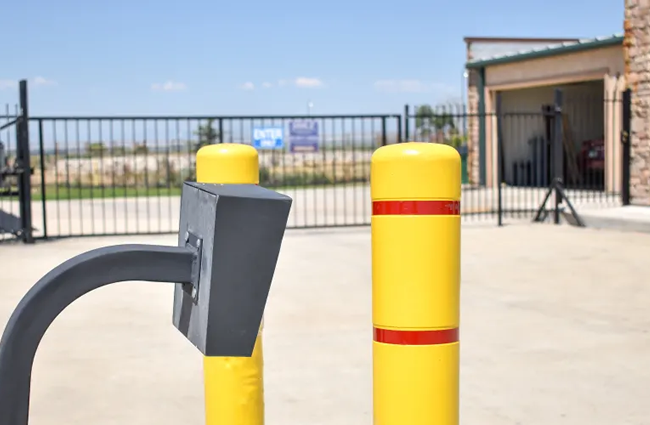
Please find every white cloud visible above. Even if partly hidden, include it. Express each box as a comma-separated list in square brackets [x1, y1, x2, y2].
[262, 82, 273, 88]
[0, 80, 16, 90]
[0, 77, 58, 90]
[277, 79, 288, 86]
[33, 76, 57, 86]
[151, 80, 187, 92]
[374, 79, 455, 95]
[294, 77, 323, 88]
[239, 82, 255, 90]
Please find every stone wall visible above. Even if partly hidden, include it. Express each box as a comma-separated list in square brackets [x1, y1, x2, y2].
[466, 70, 481, 185]
[624, 0, 650, 205]
[465, 40, 481, 186]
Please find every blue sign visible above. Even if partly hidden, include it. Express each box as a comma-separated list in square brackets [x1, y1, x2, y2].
[288, 120, 319, 153]
[252, 126, 284, 150]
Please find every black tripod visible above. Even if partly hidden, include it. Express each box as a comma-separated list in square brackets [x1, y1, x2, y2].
[533, 177, 585, 227]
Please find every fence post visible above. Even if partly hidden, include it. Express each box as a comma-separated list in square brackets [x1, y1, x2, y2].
[552, 89, 564, 224]
[16, 80, 33, 243]
[496, 92, 504, 226]
[403, 104, 410, 141]
[196, 143, 265, 425]
[621, 89, 631, 206]
[371, 142, 461, 425]
[37, 119, 47, 239]
[396, 116, 403, 144]
[381, 117, 387, 146]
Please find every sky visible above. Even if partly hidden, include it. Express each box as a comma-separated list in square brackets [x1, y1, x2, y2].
[0, 0, 625, 117]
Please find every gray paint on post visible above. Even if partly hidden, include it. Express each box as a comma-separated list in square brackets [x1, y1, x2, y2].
[173, 182, 293, 357]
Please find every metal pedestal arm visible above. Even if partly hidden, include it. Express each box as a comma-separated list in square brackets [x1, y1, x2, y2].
[0, 244, 198, 425]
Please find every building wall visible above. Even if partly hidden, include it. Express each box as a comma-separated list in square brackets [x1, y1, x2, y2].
[604, 74, 627, 193]
[625, 0, 650, 205]
[466, 70, 481, 185]
[464, 39, 585, 186]
[486, 46, 624, 89]
[467, 45, 625, 190]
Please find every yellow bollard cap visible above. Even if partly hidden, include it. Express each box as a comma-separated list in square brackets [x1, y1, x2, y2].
[196, 143, 259, 184]
[371, 142, 461, 201]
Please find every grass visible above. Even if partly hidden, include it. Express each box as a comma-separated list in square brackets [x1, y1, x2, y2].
[0, 186, 183, 202]
[0, 181, 369, 202]
[37, 185, 183, 201]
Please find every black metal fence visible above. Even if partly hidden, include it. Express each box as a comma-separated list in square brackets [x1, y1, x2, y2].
[1, 81, 33, 243]
[0, 80, 632, 243]
[0, 106, 19, 241]
[404, 89, 629, 224]
[7, 114, 400, 240]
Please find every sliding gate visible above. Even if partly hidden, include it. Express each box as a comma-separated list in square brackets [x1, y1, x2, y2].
[0, 80, 33, 243]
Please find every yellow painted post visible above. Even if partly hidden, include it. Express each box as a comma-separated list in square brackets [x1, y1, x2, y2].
[196, 143, 265, 425]
[371, 142, 461, 425]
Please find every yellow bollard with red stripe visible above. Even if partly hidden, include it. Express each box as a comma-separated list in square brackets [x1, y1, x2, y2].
[371, 142, 461, 425]
[196, 143, 265, 425]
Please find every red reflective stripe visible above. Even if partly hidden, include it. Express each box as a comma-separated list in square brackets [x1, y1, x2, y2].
[372, 200, 460, 216]
[373, 327, 459, 345]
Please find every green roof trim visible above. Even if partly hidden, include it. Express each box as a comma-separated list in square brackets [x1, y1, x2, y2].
[465, 34, 624, 69]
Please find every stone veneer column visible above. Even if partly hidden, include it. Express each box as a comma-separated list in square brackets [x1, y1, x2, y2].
[466, 70, 480, 185]
[624, 0, 650, 205]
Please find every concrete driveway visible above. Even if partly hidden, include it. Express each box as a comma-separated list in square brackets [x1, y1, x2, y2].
[0, 223, 649, 424]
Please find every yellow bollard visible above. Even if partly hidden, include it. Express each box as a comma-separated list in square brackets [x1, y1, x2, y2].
[196, 143, 265, 425]
[371, 142, 461, 425]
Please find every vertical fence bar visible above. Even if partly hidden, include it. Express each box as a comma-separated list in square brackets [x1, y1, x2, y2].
[403, 105, 410, 141]
[99, 119, 106, 235]
[496, 93, 504, 226]
[37, 120, 47, 239]
[371, 142, 461, 425]
[341, 117, 347, 226]
[17, 80, 33, 243]
[86, 120, 96, 236]
[553, 89, 564, 225]
[396, 115, 403, 144]
[381, 117, 387, 147]
[621, 89, 631, 206]
[74, 119, 82, 236]
[110, 120, 117, 235]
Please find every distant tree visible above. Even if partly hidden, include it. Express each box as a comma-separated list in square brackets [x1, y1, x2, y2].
[415, 104, 456, 142]
[374, 133, 385, 148]
[85, 142, 107, 156]
[133, 141, 149, 154]
[194, 119, 220, 151]
[446, 128, 467, 149]
[415, 104, 436, 139]
[433, 112, 456, 133]
[185, 120, 221, 181]
[110, 145, 127, 156]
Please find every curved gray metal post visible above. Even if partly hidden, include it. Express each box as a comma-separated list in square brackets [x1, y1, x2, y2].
[0, 244, 197, 425]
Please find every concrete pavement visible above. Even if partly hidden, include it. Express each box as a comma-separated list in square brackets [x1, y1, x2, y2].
[580, 205, 650, 233]
[0, 224, 649, 424]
